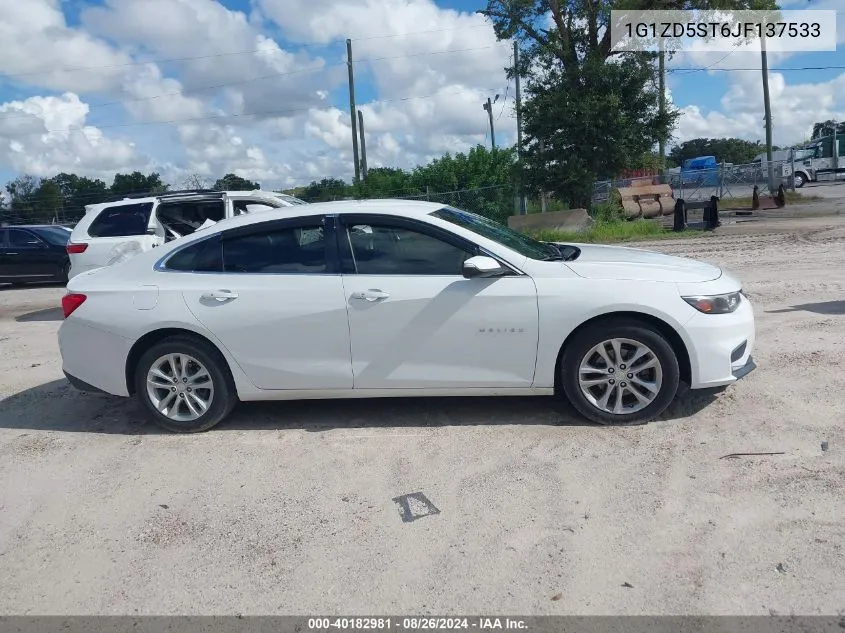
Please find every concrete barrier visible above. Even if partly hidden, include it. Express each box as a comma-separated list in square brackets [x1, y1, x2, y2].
[507, 208, 593, 233]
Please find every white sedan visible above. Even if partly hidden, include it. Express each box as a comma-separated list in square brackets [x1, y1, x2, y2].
[58, 200, 756, 433]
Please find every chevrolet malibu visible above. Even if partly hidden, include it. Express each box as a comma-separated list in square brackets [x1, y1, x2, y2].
[58, 200, 756, 433]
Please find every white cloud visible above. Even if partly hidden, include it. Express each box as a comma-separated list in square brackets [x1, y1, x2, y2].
[81, 0, 339, 116]
[257, 0, 511, 99]
[674, 70, 845, 148]
[0, 93, 144, 178]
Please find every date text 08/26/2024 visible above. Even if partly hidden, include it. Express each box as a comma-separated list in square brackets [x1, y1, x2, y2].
[308, 617, 528, 630]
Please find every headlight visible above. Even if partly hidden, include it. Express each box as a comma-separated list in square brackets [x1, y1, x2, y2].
[682, 291, 742, 314]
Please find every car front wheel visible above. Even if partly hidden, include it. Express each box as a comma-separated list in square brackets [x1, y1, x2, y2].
[560, 320, 680, 425]
[135, 336, 236, 432]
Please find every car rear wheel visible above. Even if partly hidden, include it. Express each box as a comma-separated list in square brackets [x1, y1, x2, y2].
[134, 336, 236, 433]
[560, 320, 680, 425]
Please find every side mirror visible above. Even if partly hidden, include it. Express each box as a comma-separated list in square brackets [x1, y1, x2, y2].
[462, 255, 507, 279]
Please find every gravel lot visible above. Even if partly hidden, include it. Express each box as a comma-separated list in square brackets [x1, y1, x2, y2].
[1, 216, 843, 615]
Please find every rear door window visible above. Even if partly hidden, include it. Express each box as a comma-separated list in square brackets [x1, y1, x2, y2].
[222, 223, 326, 274]
[7, 229, 45, 248]
[87, 203, 154, 238]
[163, 238, 223, 273]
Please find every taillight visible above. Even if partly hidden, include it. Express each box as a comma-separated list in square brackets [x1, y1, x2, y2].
[62, 293, 87, 318]
[66, 243, 88, 254]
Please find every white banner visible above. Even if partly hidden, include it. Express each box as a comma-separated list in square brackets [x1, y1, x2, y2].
[610, 10, 837, 53]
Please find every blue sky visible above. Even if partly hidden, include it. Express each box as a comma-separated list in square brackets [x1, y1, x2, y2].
[1, 0, 844, 191]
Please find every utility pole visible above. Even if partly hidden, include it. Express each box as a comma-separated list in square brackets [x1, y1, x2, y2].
[357, 109, 368, 181]
[760, 32, 775, 193]
[482, 96, 498, 149]
[346, 38, 361, 186]
[514, 41, 526, 215]
[658, 39, 666, 171]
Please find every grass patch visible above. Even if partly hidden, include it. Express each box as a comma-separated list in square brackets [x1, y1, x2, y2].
[722, 190, 822, 209]
[530, 219, 705, 244]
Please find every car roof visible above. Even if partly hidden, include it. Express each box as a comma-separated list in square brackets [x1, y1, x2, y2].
[84, 189, 305, 210]
[191, 198, 447, 234]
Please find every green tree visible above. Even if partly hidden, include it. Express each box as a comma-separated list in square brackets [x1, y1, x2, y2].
[48, 172, 109, 221]
[5, 175, 40, 222]
[358, 167, 416, 198]
[32, 179, 63, 223]
[669, 138, 765, 165]
[299, 178, 352, 202]
[213, 173, 260, 191]
[110, 171, 168, 197]
[411, 145, 516, 192]
[811, 120, 845, 139]
[480, 0, 777, 208]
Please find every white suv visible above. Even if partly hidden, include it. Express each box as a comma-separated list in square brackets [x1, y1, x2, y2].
[66, 190, 306, 280]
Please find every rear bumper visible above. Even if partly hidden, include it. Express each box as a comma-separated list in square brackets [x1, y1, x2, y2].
[64, 371, 107, 394]
[58, 319, 132, 397]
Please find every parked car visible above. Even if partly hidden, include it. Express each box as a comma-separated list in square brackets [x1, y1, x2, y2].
[59, 200, 756, 433]
[0, 224, 73, 285]
[66, 189, 307, 280]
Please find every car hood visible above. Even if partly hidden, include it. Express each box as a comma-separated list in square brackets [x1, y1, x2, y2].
[559, 243, 722, 283]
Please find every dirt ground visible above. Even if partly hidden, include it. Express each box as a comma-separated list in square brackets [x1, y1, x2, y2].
[0, 215, 843, 616]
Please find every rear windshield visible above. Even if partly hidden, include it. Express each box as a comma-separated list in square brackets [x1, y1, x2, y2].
[87, 203, 153, 238]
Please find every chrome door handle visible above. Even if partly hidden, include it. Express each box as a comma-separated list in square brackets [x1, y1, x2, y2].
[6, 252, 18, 256]
[201, 290, 239, 301]
[351, 289, 390, 302]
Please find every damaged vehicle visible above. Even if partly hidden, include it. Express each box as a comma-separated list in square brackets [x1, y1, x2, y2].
[66, 189, 306, 280]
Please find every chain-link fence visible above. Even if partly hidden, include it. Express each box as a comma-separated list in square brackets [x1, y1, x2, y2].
[1, 184, 522, 228]
[0, 209, 76, 228]
[374, 185, 518, 224]
[592, 159, 814, 205]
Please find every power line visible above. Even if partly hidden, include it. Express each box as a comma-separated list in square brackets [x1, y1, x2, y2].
[0, 44, 510, 121]
[0, 85, 507, 137]
[496, 84, 510, 121]
[1, 24, 499, 78]
[352, 23, 493, 42]
[669, 64, 845, 73]
[670, 50, 735, 75]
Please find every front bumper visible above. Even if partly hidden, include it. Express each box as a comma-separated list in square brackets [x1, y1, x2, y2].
[684, 294, 757, 389]
[731, 355, 756, 380]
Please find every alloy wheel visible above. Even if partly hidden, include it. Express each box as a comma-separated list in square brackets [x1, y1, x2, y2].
[578, 338, 663, 415]
[146, 353, 214, 422]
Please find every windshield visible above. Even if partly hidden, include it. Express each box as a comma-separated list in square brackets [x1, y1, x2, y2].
[32, 226, 72, 246]
[430, 206, 557, 260]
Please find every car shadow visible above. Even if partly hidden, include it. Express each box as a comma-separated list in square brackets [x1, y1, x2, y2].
[0, 378, 723, 435]
[15, 307, 64, 322]
[767, 300, 845, 315]
[0, 282, 66, 292]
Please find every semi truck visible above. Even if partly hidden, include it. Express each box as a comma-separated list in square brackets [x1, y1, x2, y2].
[782, 134, 844, 187]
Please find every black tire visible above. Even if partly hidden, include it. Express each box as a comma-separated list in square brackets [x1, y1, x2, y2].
[134, 335, 237, 433]
[560, 319, 680, 426]
[794, 172, 806, 188]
